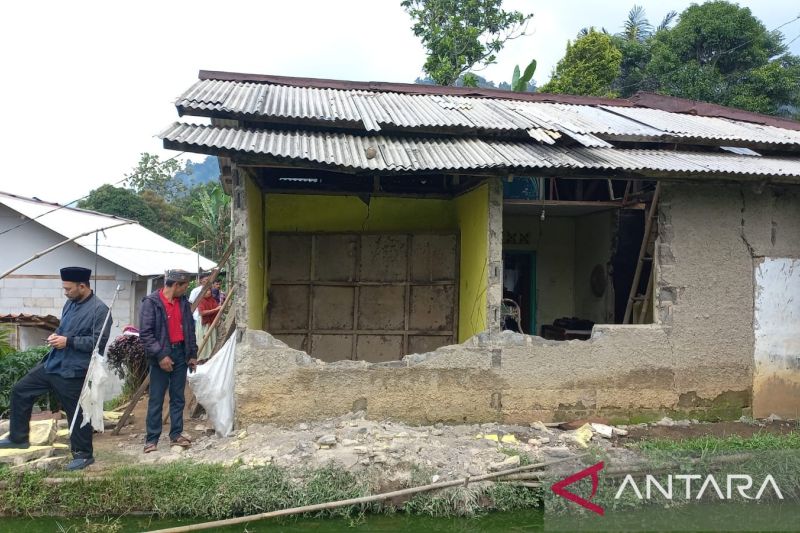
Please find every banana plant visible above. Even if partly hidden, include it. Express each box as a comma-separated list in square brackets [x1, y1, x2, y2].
[512, 59, 537, 92]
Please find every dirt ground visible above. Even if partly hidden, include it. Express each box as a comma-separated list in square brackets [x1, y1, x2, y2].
[8, 399, 796, 478]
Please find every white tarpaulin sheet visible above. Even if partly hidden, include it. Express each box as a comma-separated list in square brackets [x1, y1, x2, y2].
[188, 334, 236, 437]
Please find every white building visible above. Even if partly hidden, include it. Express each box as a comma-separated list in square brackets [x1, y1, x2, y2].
[0, 191, 216, 349]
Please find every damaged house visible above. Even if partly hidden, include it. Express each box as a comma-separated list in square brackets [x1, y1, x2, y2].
[161, 71, 800, 424]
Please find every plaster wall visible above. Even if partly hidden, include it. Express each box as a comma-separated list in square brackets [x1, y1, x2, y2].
[234, 182, 800, 425]
[503, 216, 575, 330]
[574, 211, 616, 324]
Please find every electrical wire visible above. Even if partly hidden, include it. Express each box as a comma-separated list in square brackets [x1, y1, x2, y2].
[0, 151, 186, 238]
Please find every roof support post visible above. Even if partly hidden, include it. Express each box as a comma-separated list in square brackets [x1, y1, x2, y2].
[231, 164, 247, 335]
[487, 178, 504, 335]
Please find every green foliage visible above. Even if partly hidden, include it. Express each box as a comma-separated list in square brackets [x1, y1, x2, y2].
[182, 182, 232, 262]
[78, 185, 158, 228]
[0, 325, 15, 356]
[124, 153, 188, 202]
[643, 1, 800, 114]
[79, 155, 231, 259]
[512, 59, 536, 92]
[541, 30, 623, 96]
[0, 346, 49, 416]
[402, 0, 532, 85]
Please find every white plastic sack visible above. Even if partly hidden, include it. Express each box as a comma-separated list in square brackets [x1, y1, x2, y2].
[73, 351, 111, 433]
[188, 334, 236, 437]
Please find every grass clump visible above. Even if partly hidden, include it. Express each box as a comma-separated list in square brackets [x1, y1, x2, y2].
[634, 430, 800, 454]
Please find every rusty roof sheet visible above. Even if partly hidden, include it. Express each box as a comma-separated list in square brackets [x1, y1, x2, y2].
[160, 123, 800, 179]
[176, 79, 800, 149]
[0, 313, 60, 328]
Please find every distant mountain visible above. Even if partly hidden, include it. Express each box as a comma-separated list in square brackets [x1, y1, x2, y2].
[175, 156, 220, 187]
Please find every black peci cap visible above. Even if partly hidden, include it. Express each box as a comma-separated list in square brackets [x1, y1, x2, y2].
[60, 267, 91, 283]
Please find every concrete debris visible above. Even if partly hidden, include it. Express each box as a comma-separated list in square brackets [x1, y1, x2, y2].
[530, 421, 553, 434]
[543, 446, 572, 458]
[100, 412, 655, 481]
[316, 435, 337, 446]
[490, 454, 521, 471]
[766, 414, 783, 422]
[654, 417, 675, 427]
[612, 427, 629, 437]
[590, 423, 614, 438]
[476, 433, 517, 444]
[11, 455, 69, 472]
[0, 446, 57, 466]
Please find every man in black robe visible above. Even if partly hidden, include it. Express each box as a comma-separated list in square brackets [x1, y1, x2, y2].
[0, 267, 111, 471]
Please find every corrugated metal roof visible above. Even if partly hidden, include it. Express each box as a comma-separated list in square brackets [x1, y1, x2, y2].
[0, 313, 60, 328]
[0, 192, 215, 276]
[160, 123, 800, 179]
[176, 80, 613, 147]
[176, 79, 800, 148]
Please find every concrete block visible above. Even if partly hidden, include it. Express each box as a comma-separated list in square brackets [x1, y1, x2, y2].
[3, 288, 31, 298]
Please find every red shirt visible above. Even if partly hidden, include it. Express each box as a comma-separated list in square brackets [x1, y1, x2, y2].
[198, 293, 219, 326]
[159, 289, 185, 344]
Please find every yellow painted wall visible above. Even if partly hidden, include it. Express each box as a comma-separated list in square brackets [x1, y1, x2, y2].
[266, 194, 457, 232]
[245, 176, 266, 330]
[455, 185, 489, 342]
[263, 191, 488, 343]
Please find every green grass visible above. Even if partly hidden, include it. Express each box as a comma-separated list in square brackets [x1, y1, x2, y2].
[498, 446, 534, 465]
[0, 460, 541, 520]
[633, 430, 800, 454]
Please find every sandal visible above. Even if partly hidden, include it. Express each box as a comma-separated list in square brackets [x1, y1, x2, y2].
[170, 435, 192, 448]
[144, 442, 157, 454]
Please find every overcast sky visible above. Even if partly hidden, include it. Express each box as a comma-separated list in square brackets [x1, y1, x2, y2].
[1, 0, 798, 203]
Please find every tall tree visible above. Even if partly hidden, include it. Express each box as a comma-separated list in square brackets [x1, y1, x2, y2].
[645, 1, 800, 114]
[541, 30, 623, 97]
[403, 0, 532, 86]
[125, 153, 189, 202]
[78, 184, 158, 228]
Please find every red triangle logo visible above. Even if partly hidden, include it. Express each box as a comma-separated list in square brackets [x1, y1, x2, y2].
[551, 461, 605, 516]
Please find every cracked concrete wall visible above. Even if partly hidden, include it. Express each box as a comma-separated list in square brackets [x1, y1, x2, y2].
[234, 181, 800, 426]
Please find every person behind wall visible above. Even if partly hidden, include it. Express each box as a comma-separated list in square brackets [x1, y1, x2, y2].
[197, 285, 222, 358]
[0, 267, 111, 471]
[211, 278, 226, 306]
[139, 269, 198, 453]
[188, 271, 211, 356]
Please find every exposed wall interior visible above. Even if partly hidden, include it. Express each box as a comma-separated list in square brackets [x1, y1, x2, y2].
[260, 184, 491, 357]
[235, 181, 800, 424]
[753, 257, 800, 418]
[503, 209, 616, 332]
[574, 211, 616, 324]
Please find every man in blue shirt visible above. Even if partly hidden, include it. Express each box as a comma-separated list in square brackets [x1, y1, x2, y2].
[0, 267, 111, 471]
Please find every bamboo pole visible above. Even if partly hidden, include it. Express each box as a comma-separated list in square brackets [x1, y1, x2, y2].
[195, 287, 236, 358]
[0, 222, 132, 280]
[145, 455, 587, 533]
[190, 241, 234, 314]
[111, 375, 149, 436]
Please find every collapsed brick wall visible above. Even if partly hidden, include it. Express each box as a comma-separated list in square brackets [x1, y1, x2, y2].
[234, 182, 800, 425]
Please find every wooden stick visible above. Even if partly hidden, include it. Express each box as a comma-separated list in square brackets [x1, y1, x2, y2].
[190, 242, 234, 314]
[195, 287, 236, 357]
[112, 373, 150, 436]
[145, 455, 587, 533]
[0, 222, 132, 280]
